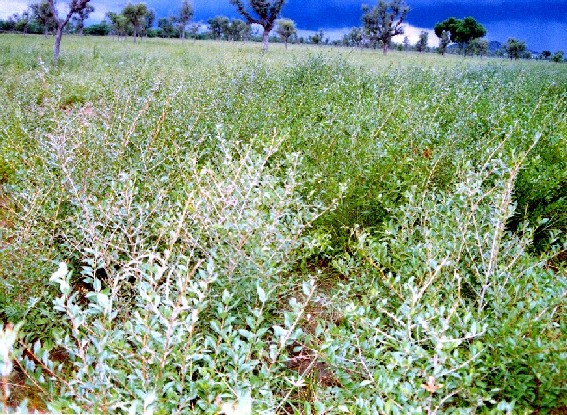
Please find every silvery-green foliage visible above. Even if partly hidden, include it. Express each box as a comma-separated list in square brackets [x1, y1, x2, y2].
[29, 136, 332, 413]
[318, 158, 567, 413]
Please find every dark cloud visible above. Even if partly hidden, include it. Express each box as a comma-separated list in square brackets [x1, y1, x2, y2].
[188, 0, 567, 51]
[2, 0, 563, 51]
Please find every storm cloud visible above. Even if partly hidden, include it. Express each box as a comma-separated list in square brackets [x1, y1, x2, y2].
[1, 0, 565, 51]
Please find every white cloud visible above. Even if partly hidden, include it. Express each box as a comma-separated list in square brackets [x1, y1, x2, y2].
[297, 24, 438, 47]
[0, 1, 28, 19]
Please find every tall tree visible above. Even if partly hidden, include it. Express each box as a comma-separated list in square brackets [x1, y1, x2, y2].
[12, 11, 31, 35]
[275, 18, 296, 49]
[122, 3, 150, 42]
[361, 0, 409, 55]
[438, 30, 450, 55]
[229, 0, 287, 51]
[142, 9, 155, 37]
[208, 15, 229, 40]
[71, 3, 94, 35]
[106, 12, 129, 40]
[47, 0, 92, 64]
[227, 18, 250, 41]
[416, 30, 428, 53]
[30, 1, 57, 37]
[551, 51, 564, 63]
[158, 17, 177, 38]
[403, 35, 410, 51]
[468, 38, 488, 57]
[310, 29, 324, 45]
[176, 0, 193, 40]
[505, 38, 527, 60]
[189, 23, 200, 42]
[434, 16, 486, 56]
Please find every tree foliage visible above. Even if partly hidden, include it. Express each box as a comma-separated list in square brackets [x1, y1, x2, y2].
[176, 0, 193, 40]
[468, 38, 489, 57]
[106, 12, 129, 39]
[47, 0, 92, 64]
[227, 19, 250, 41]
[122, 2, 151, 42]
[505, 38, 527, 60]
[275, 18, 296, 49]
[415, 30, 428, 53]
[229, 0, 287, 51]
[30, 1, 57, 36]
[438, 30, 450, 55]
[158, 17, 177, 38]
[434, 16, 486, 55]
[208, 15, 229, 40]
[71, 4, 94, 35]
[361, 0, 409, 55]
[552, 50, 564, 63]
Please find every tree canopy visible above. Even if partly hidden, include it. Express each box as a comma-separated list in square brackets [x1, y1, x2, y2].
[505, 38, 527, 60]
[275, 18, 296, 49]
[434, 16, 486, 55]
[229, 0, 287, 51]
[361, 0, 410, 55]
[176, 0, 193, 40]
[122, 2, 150, 42]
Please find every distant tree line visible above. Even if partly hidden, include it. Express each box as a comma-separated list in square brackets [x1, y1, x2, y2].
[0, 0, 564, 61]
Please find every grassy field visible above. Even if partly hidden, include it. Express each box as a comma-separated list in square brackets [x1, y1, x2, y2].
[1, 34, 566, 414]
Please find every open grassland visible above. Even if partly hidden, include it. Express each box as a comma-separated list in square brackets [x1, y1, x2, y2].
[1, 35, 566, 414]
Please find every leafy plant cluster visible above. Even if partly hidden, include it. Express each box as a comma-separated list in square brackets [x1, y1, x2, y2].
[0, 36, 566, 413]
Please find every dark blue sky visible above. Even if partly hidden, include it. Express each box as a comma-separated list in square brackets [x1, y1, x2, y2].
[1, 0, 566, 51]
[159, 0, 567, 52]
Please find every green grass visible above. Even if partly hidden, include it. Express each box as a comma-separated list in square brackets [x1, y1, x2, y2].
[0, 34, 566, 414]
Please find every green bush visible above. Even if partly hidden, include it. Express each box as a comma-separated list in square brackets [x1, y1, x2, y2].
[0, 36, 565, 413]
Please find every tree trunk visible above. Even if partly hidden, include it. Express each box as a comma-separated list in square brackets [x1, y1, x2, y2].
[284, 39, 288, 50]
[180, 29, 185, 40]
[383, 41, 388, 55]
[262, 28, 269, 52]
[53, 25, 63, 65]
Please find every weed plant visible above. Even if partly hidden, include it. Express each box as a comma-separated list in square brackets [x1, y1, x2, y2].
[0, 35, 566, 413]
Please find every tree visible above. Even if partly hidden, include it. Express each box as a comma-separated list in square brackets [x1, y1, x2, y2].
[83, 21, 110, 36]
[229, 0, 287, 51]
[541, 50, 551, 60]
[208, 15, 229, 40]
[438, 30, 450, 55]
[71, 3, 94, 35]
[176, 0, 193, 40]
[345, 27, 364, 48]
[10, 11, 32, 35]
[274, 18, 296, 49]
[189, 23, 200, 42]
[122, 3, 150, 42]
[434, 16, 486, 56]
[403, 35, 410, 51]
[361, 0, 409, 55]
[310, 29, 324, 45]
[47, 0, 92, 64]
[467, 38, 488, 57]
[226, 19, 250, 41]
[30, 1, 57, 37]
[106, 12, 129, 40]
[416, 30, 428, 53]
[158, 17, 177, 38]
[551, 51, 564, 63]
[505, 38, 527, 60]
